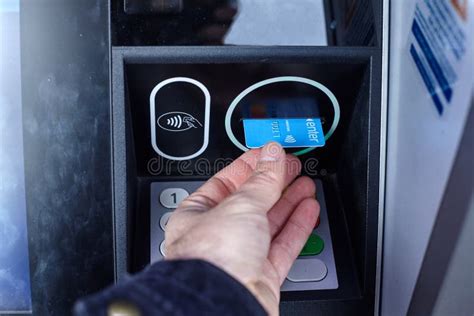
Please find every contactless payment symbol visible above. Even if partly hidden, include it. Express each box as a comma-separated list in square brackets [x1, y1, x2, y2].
[284, 135, 297, 144]
[157, 111, 203, 132]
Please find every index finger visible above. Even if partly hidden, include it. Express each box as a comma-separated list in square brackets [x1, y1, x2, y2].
[179, 150, 301, 212]
[177, 149, 261, 212]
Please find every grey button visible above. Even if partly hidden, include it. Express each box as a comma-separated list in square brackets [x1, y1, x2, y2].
[286, 258, 328, 282]
[159, 188, 189, 209]
[159, 241, 166, 257]
[160, 212, 173, 231]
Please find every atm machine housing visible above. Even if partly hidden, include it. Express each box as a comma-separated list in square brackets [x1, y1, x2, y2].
[111, 1, 387, 315]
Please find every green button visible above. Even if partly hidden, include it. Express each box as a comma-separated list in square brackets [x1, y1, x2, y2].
[300, 234, 324, 256]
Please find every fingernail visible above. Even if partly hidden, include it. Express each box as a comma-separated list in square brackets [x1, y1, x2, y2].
[259, 142, 283, 162]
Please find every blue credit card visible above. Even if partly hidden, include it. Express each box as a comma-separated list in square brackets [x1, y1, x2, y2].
[243, 118, 325, 148]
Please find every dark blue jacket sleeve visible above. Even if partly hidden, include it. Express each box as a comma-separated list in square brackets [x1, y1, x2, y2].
[73, 260, 267, 316]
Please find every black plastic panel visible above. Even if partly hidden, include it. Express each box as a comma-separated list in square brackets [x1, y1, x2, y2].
[126, 61, 366, 177]
[111, 46, 382, 315]
[21, 0, 114, 315]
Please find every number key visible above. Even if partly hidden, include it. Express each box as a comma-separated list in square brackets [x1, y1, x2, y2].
[159, 188, 189, 209]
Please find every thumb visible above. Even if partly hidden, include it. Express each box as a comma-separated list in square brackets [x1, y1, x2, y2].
[224, 142, 288, 214]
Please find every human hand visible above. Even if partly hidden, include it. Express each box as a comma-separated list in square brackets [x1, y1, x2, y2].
[164, 142, 320, 315]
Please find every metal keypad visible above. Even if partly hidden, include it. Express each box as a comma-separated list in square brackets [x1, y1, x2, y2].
[150, 180, 338, 291]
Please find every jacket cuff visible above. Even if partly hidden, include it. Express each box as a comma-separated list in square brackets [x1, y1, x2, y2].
[73, 259, 266, 316]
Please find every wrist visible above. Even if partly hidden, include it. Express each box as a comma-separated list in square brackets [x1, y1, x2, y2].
[246, 280, 279, 316]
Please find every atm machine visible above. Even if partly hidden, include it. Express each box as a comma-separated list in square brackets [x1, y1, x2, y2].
[111, 0, 387, 315]
[4, 0, 472, 315]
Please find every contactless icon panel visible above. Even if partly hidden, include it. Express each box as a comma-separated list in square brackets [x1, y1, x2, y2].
[150, 77, 210, 161]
